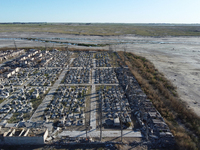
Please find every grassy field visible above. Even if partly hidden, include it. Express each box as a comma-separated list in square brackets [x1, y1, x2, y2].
[1, 23, 200, 36]
[117, 51, 200, 150]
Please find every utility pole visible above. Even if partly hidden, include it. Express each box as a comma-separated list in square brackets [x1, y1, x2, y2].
[145, 122, 149, 141]
[120, 94, 123, 143]
[85, 117, 88, 138]
[100, 89, 102, 141]
[113, 45, 117, 67]
[85, 88, 88, 138]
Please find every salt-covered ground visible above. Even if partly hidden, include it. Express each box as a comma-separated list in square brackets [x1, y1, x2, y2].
[1, 32, 200, 116]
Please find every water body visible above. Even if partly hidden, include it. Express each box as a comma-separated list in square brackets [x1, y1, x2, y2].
[0, 38, 101, 47]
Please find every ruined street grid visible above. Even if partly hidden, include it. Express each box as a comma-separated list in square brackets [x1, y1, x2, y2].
[0, 49, 174, 148]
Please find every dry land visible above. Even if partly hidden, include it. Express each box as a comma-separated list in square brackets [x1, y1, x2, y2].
[1, 32, 200, 117]
[1, 24, 200, 149]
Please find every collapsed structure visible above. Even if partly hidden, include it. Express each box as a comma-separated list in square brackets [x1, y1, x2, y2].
[116, 67, 175, 147]
[0, 127, 48, 145]
[0, 49, 175, 148]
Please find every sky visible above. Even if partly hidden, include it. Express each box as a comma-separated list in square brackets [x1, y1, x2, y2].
[0, 0, 200, 23]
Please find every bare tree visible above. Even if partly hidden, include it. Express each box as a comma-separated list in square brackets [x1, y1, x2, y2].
[65, 45, 69, 51]
[114, 43, 117, 52]
[13, 40, 17, 51]
[45, 43, 47, 51]
[52, 43, 54, 50]
[123, 45, 127, 64]
[109, 44, 113, 54]
[65, 46, 69, 57]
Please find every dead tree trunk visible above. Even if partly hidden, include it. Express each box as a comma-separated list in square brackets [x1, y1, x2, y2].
[13, 40, 17, 51]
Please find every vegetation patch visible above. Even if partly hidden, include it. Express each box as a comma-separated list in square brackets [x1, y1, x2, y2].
[0, 98, 4, 104]
[1, 23, 200, 36]
[118, 51, 200, 150]
[7, 113, 21, 123]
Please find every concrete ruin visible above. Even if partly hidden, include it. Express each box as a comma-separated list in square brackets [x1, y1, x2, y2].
[0, 50, 175, 148]
[0, 127, 48, 145]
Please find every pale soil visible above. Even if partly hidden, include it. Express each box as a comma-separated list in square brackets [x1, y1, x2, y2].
[122, 43, 200, 116]
[1, 32, 200, 116]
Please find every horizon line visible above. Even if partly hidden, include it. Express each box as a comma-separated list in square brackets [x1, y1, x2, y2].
[0, 22, 200, 25]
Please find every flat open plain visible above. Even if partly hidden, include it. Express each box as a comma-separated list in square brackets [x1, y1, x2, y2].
[0, 32, 200, 116]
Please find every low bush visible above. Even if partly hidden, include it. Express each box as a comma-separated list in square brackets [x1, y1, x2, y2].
[118, 51, 200, 150]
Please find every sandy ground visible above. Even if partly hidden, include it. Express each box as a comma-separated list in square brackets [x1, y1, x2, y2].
[0, 32, 200, 116]
[123, 43, 200, 116]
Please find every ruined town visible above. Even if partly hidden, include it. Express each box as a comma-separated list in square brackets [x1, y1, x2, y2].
[0, 49, 175, 149]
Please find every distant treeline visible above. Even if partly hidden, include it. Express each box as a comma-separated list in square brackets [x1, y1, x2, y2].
[0, 22, 200, 26]
[0, 22, 47, 24]
[1, 23, 200, 36]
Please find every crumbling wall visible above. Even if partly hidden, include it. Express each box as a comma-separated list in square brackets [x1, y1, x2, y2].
[115, 67, 175, 148]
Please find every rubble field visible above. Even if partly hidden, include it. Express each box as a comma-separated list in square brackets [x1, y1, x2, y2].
[0, 49, 175, 149]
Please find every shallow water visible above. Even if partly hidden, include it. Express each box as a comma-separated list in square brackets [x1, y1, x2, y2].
[1, 37, 200, 46]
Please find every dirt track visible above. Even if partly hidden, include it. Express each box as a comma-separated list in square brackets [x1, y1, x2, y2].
[1, 32, 200, 116]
